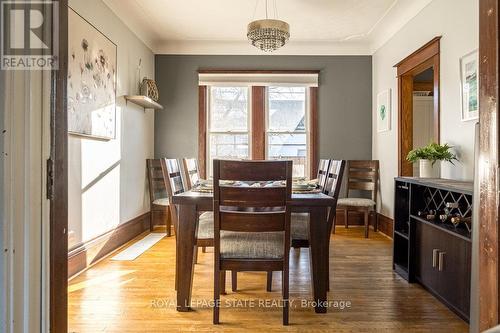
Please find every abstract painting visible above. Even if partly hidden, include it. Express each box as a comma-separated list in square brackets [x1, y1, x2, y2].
[377, 89, 391, 132]
[460, 50, 478, 121]
[68, 8, 116, 139]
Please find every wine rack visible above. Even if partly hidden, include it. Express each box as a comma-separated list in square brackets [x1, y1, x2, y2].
[393, 177, 473, 322]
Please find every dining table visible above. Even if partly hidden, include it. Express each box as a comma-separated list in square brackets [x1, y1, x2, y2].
[172, 188, 335, 314]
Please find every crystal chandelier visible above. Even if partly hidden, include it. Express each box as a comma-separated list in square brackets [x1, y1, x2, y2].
[247, 0, 290, 52]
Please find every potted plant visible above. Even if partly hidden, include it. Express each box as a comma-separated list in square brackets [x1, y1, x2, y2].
[406, 143, 458, 178]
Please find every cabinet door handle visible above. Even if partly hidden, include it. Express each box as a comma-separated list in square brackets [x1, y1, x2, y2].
[438, 252, 446, 271]
[432, 249, 440, 268]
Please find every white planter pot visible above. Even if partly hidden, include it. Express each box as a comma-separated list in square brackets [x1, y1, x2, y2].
[419, 159, 438, 178]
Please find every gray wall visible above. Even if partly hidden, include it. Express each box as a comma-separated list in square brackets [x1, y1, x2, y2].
[154, 55, 372, 162]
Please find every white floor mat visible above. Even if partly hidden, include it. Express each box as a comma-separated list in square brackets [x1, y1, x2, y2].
[111, 233, 166, 261]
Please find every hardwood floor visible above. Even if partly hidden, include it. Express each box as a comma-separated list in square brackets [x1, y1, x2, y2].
[68, 227, 468, 332]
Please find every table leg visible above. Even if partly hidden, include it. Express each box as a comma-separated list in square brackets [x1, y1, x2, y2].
[176, 204, 197, 311]
[309, 206, 329, 313]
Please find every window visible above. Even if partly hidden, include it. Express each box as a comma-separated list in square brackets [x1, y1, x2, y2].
[200, 71, 318, 179]
[266, 86, 308, 177]
[207, 86, 250, 176]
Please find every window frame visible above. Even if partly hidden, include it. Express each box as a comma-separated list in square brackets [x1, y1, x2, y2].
[198, 70, 319, 180]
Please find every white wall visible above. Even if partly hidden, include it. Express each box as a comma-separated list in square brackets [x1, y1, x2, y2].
[68, 0, 155, 248]
[372, 0, 479, 218]
[413, 96, 435, 176]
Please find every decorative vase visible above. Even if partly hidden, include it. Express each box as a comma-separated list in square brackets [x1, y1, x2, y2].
[140, 78, 159, 101]
[419, 159, 436, 178]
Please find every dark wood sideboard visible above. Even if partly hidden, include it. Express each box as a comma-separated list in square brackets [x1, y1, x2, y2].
[393, 177, 472, 322]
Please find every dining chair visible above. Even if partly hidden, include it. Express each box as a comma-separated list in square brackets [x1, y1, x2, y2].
[160, 158, 213, 255]
[288, 160, 345, 291]
[182, 158, 201, 190]
[213, 159, 292, 325]
[146, 159, 172, 235]
[317, 159, 331, 190]
[181, 157, 207, 253]
[160, 158, 237, 291]
[336, 160, 379, 238]
[291, 159, 345, 246]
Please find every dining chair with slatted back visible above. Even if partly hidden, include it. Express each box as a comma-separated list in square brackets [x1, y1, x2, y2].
[160, 158, 238, 291]
[182, 158, 201, 190]
[213, 159, 292, 325]
[317, 159, 331, 192]
[161, 158, 214, 247]
[146, 159, 171, 235]
[291, 159, 345, 245]
[325, 160, 346, 234]
[337, 160, 379, 238]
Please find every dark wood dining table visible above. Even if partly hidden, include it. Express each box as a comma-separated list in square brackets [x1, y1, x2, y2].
[172, 190, 334, 313]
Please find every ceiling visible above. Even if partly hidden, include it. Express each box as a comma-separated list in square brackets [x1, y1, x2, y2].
[102, 0, 434, 55]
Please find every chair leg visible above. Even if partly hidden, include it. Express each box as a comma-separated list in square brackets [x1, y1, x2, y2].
[344, 209, 349, 228]
[221, 270, 226, 295]
[150, 210, 155, 232]
[282, 268, 289, 325]
[202, 246, 206, 253]
[332, 214, 336, 234]
[267, 271, 273, 292]
[374, 211, 379, 232]
[214, 266, 220, 324]
[165, 209, 171, 237]
[231, 271, 237, 292]
[194, 245, 198, 264]
[364, 211, 369, 238]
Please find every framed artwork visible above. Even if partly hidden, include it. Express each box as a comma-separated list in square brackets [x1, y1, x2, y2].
[68, 8, 117, 139]
[377, 89, 391, 132]
[460, 50, 479, 121]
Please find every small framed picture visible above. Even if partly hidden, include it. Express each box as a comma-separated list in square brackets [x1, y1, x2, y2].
[377, 89, 391, 132]
[460, 50, 479, 121]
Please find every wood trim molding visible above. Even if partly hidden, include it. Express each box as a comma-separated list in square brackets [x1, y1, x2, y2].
[377, 213, 394, 238]
[51, 0, 68, 331]
[395, 37, 441, 176]
[68, 212, 150, 278]
[413, 81, 433, 91]
[251, 86, 266, 159]
[394, 37, 441, 75]
[198, 85, 207, 179]
[334, 211, 393, 238]
[399, 75, 414, 176]
[310, 87, 319, 178]
[198, 69, 321, 74]
[478, 0, 500, 330]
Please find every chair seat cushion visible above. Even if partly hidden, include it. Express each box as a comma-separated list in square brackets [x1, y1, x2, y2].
[291, 213, 309, 240]
[197, 212, 214, 239]
[220, 231, 284, 259]
[337, 198, 376, 207]
[152, 198, 169, 206]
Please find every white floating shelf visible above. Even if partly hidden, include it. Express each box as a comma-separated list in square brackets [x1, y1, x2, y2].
[124, 95, 164, 110]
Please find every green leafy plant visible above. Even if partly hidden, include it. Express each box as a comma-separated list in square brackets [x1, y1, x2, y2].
[406, 142, 458, 165]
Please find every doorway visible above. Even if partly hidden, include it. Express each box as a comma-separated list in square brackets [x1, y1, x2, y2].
[394, 37, 441, 176]
[412, 68, 435, 176]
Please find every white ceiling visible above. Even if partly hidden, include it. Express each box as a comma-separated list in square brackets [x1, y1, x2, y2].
[102, 0, 433, 55]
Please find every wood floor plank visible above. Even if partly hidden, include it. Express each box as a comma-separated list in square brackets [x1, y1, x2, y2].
[68, 227, 468, 333]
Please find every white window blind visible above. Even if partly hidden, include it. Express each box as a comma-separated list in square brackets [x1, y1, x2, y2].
[199, 73, 318, 87]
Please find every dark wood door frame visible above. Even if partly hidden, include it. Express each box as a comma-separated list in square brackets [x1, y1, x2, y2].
[50, 0, 68, 332]
[394, 37, 441, 176]
[478, 0, 500, 330]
